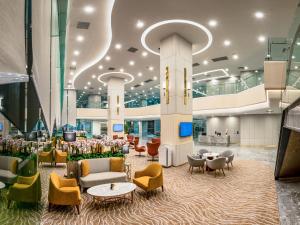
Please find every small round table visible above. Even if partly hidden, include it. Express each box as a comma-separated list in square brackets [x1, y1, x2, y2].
[87, 182, 136, 208]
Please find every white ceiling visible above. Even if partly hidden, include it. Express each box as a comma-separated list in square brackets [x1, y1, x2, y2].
[66, 0, 299, 97]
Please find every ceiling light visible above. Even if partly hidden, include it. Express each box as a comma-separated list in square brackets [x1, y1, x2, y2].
[142, 90, 145, 93]
[297, 42, 300, 46]
[254, 11, 265, 19]
[141, 82, 144, 86]
[203, 60, 209, 65]
[76, 35, 84, 42]
[68, 79, 72, 83]
[120, 68, 124, 72]
[136, 20, 144, 28]
[232, 54, 239, 60]
[70, 71, 74, 76]
[83, 5, 95, 14]
[98, 87, 102, 90]
[131, 87, 134, 90]
[105, 56, 111, 61]
[125, 79, 128, 82]
[138, 72, 142, 77]
[225, 68, 229, 72]
[71, 61, 77, 66]
[92, 74, 96, 79]
[149, 66, 154, 71]
[73, 50, 80, 56]
[255, 70, 258, 73]
[244, 66, 248, 70]
[84, 86, 87, 90]
[295, 66, 298, 69]
[98, 65, 103, 70]
[87, 81, 91, 85]
[98, 92, 101, 95]
[292, 55, 296, 59]
[115, 43, 122, 49]
[258, 35, 266, 42]
[129, 60, 135, 66]
[142, 51, 148, 57]
[223, 40, 231, 46]
[150, 87, 153, 90]
[208, 20, 218, 27]
[153, 76, 157, 80]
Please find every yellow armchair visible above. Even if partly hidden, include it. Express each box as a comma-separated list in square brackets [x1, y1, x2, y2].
[133, 163, 163, 198]
[7, 172, 41, 208]
[48, 172, 81, 214]
[55, 150, 68, 165]
[38, 150, 53, 166]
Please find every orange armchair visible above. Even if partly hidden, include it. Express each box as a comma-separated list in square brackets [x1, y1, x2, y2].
[134, 137, 146, 156]
[48, 172, 81, 214]
[133, 163, 164, 198]
[147, 142, 160, 161]
[38, 150, 53, 166]
[113, 135, 118, 140]
[55, 150, 67, 166]
[152, 138, 161, 144]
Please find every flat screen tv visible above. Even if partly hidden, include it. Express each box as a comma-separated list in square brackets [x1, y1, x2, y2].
[0, 122, 3, 132]
[113, 124, 123, 132]
[63, 132, 76, 142]
[179, 122, 193, 137]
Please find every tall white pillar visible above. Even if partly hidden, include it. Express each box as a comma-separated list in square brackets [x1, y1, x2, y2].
[160, 34, 193, 166]
[107, 78, 124, 138]
[61, 88, 77, 127]
[138, 121, 143, 137]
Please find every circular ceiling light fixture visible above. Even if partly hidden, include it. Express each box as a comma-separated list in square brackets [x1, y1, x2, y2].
[223, 40, 231, 46]
[98, 72, 134, 85]
[138, 72, 143, 77]
[105, 56, 111, 61]
[142, 51, 148, 57]
[83, 5, 95, 14]
[208, 19, 218, 27]
[98, 65, 103, 70]
[136, 20, 145, 29]
[76, 35, 84, 42]
[92, 74, 96, 79]
[73, 50, 80, 56]
[115, 43, 122, 49]
[258, 35, 266, 43]
[129, 60, 135, 66]
[141, 19, 213, 56]
[254, 11, 265, 19]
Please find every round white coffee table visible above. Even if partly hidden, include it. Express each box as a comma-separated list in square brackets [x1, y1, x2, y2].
[87, 182, 136, 207]
[203, 152, 219, 159]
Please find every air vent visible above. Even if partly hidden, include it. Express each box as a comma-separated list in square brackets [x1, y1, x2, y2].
[128, 47, 138, 53]
[77, 22, 90, 29]
[144, 79, 153, 83]
[193, 63, 200, 67]
[69, 66, 76, 70]
[108, 67, 115, 70]
[134, 84, 141, 88]
[211, 56, 228, 62]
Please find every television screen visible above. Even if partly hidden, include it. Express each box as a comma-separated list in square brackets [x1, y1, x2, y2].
[63, 132, 76, 142]
[113, 124, 123, 132]
[0, 122, 3, 132]
[179, 122, 193, 137]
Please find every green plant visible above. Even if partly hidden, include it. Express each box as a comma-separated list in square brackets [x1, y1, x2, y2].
[67, 151, 124, 161]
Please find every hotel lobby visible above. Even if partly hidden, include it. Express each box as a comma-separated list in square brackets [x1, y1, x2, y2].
[1, 0, 300, 224]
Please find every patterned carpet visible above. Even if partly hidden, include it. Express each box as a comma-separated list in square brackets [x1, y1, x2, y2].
[1, 151, 279, 225]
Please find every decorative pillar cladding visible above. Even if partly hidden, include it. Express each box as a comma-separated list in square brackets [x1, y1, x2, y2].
[107, 77, 125, 138]
[88, 94, 101, 108]
[160, 34, 193, 166]
[61, 88, 77, 127]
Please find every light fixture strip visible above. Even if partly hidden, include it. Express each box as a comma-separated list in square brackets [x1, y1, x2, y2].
[117, 95, 120, 115]
[184, 68, 187, 105]
[165, 66, 170, 104]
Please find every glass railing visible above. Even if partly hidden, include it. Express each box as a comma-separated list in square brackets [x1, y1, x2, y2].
[266, 37, 290, 61]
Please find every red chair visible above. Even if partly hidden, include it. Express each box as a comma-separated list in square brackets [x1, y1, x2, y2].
[147, 142, 160, 161]
[152, 138, 161, 144]
[134, 137, 146, 156]
[113, 135, 118, 140]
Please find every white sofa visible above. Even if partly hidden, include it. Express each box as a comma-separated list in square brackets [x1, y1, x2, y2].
[0, 156, 22, 184]
[78, 158, 127, 192]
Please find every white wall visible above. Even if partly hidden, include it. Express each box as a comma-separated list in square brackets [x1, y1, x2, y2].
[240, 114, 281, 147]
[206, 116, 240, 143]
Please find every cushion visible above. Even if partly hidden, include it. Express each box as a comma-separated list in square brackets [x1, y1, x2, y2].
[13, 183, 30, 189]
[80, 172, 127, 188]
[81, 160, 90, 177]
[10, 159, 18, 174]
[87, 158, 110, 173]
[110, 157, 124, 172]
[133, 176, 150, 189]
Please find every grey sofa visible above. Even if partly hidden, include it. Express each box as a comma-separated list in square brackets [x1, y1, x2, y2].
[78, 158, 127, 192]
[0, 156, 22, 184]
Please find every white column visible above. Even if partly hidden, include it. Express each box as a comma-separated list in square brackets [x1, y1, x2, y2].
[138, 121, 143, 137]
[61, 88, 77, 127]
[160, 34, 193, 166]
[107, 78, 124, 138]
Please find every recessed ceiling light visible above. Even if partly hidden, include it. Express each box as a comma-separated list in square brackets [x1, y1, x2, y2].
[76, 35, 84, 42]
[203, 60, 209, 65]
[136, 20, 144, 28]
[92, 74, 96, 79]
[129, 60, 135, 66]
[103, 83, 107, 87]
[208, 19, 218, 27]
[223, 40, 231, 46]
[141, 82, 144, 86]
[244, 66, 249, 70]
[98, 65, 103, 70]
[120, 68, 124, 72]
[297, 42, 300, 46]
[254, 11, 265, 19]
[292, 55, 296, 59]
[105, 56, 111, 61]
[149, 66, 154, 71]
[232, 54, 239, 60]
[225, 68, 229, 72]
[255, 70, 258, 73]
[84, 86, 87, 90]
[150, 87, 153, 90]
[68, 79, 72, 83]
[98, 92, 101, 95]
[153, 76, 157, 80]
[258, 35, 266, 42]
[71, 61, 77, 66]
[70, 71, 74, 76]
[125, 79, 128, 82]
[83, 5, 95, 14]
[131, 87, 134, 90]
[295, 66, 298, 69]
[115, 43, 122, 49]
[73, 50, 80, 56]
[138, 72, 142, 77]
[98, 87, 102, 90]
[142, 90, 145, 93]
[87, 81, 91, 85]
[142, 51, 148, 57]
